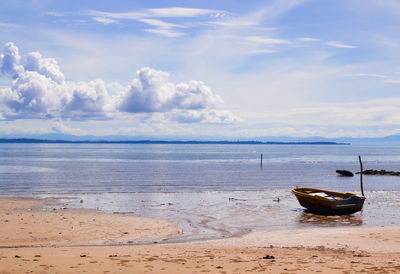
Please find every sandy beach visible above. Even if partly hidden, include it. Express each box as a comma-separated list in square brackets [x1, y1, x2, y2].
[0, 198, 399, 273]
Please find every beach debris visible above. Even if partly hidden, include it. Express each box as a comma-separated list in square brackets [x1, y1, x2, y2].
[273, 198, 280, 202]
[262, 255, 275, 260]
[80, 200, 84, 203]
[336, 170, 354, 177]
[34, 255, 41, 257]
[14, 255, 20, 258]
[80, 254, 87, 257]
[108, 254, 118, 257]
[356, 169, 400, 176]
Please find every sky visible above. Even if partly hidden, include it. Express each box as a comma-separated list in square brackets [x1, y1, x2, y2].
[1, 0, 400, 139]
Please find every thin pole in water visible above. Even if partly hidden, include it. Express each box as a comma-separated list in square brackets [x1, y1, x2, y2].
[359, 155, 365, 197]
[261, 154, 263, 169]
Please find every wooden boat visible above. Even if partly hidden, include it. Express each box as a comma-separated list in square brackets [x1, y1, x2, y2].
[292, 187, 365, 215]
[292, 156, 366, 215]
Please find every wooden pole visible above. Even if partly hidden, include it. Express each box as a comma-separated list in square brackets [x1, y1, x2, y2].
[261, 154, 263, 169]
[358, 155, 364, 197]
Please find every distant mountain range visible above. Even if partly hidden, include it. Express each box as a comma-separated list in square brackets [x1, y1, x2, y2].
[1, 133, 400, 144]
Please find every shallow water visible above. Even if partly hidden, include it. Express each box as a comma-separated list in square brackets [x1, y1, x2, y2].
[1, 143, 399, 241]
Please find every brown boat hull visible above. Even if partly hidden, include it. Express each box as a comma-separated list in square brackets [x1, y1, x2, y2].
[292, 187, 365, 215]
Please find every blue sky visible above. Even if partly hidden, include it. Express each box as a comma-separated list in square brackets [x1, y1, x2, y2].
[1, 0, 400, 138]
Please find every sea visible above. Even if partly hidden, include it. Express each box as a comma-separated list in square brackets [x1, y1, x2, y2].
[1, 143, 399, 242]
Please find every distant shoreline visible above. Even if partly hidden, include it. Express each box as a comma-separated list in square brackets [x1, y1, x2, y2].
[0, 138, 350, 145]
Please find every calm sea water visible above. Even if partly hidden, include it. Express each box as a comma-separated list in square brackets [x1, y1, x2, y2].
[1, 143, 399, 242]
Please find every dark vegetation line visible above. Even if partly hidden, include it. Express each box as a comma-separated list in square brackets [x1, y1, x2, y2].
[0, 138, 349, 145]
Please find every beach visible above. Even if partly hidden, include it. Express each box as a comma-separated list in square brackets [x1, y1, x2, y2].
[1, 197, 399, 273]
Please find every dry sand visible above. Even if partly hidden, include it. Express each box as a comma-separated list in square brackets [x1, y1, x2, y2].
[0, 198, 181, 247]
[0, 197, 399, 273]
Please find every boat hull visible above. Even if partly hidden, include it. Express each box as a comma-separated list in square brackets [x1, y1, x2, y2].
[292, 187, 365, 215]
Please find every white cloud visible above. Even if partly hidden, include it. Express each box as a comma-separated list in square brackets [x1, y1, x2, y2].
[248, 97, 400, 128]
[247, 49, 276, 54]
[93, 17, 119, 25]
[139, 18, 185, 29]
[25, 52, 65, 84]
[51, 121, 88, 136]
[85, 7, 228, 38]
[62, 79, 111, 118]
[89, 7, 225, 20]
[246, 36, 289, 45]
[139, 18, 186, 37]
[349, 73, 400, 84]
[350, 73, 387, 79]
[297, 37, 319, 42]
[147, 7, 226, 18]
[168, 109, 239, 124]
[3, 70, 63, 116]
[118, 67, 224, 113]
[1, 42, 24, 78]
[87, 10, 144, 20]
[326, 41, 358, 49]
[0, 43, 235, 124]
[144, 28, 185, 38]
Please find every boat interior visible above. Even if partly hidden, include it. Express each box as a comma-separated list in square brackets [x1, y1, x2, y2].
[297, 188, 354, 200]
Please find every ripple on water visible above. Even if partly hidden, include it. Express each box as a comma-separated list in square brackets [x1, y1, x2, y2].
[0, 165, 55, 173]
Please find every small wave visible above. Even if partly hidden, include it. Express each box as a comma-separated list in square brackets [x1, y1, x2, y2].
[0, 165, 55, 173]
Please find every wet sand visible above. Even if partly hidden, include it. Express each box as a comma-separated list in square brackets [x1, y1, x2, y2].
[0, 198, 399, 273]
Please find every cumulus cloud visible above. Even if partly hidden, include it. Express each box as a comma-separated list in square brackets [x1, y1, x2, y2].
[119, 67, 224, 113]
[1, 42, 24, 78]
[25, 52, 65, 84]
[62, 80, 111, 118]
[0, 43, 235, 124]
[3, 70, 62, 116]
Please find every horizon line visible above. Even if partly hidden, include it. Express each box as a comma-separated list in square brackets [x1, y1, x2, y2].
[0, 138, 349, 145]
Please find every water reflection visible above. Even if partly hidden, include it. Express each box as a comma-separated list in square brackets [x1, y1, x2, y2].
[297, 211, 363, 227]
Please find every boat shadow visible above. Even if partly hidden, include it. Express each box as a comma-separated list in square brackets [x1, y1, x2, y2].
[296, 210, 363, 227]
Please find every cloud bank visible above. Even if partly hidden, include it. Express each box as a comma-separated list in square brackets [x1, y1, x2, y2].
[0, 42, 236, 123]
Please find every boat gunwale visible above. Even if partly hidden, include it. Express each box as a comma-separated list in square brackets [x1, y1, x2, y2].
[291, 187, 357, 201]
